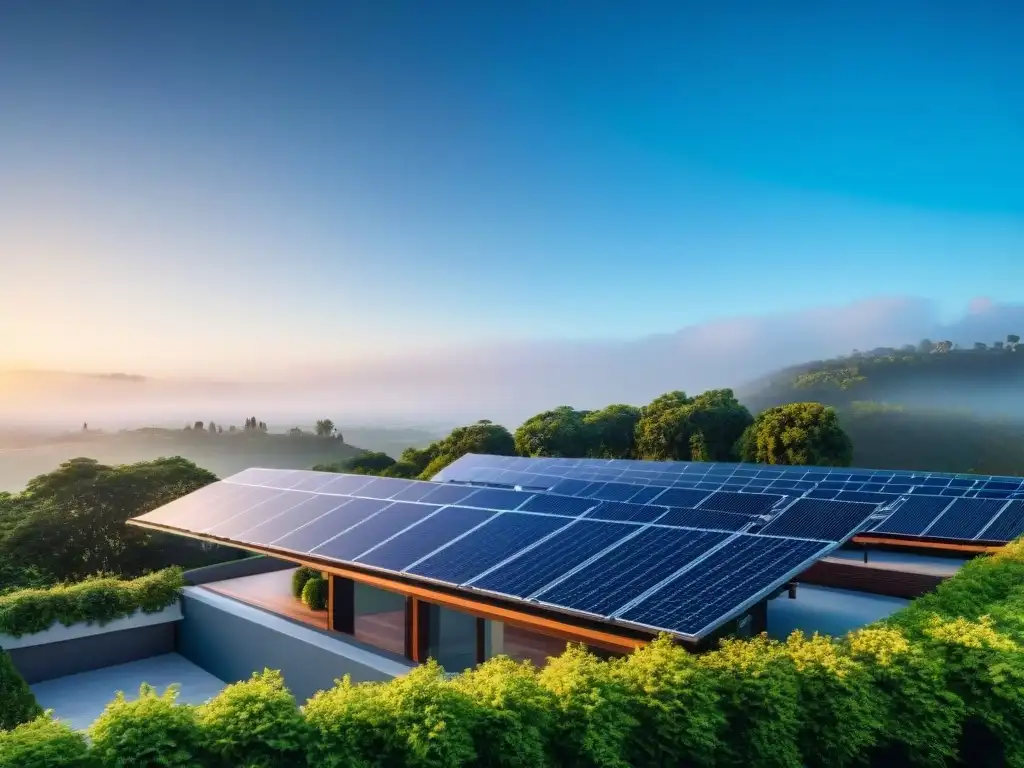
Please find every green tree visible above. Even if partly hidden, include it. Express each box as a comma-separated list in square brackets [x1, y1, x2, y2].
[974, 342, 988, 351]
[736, 402, 853, 466]
[514, 406, 594, 458]
[402, 420, 516, 479]
[314, 452, 397, 475]
[0, 649, 42, 730]
[917, 338, 934, 353]
[1, 457, 219, 582]
[1008, 334, 1021, 348]
[635, 390, 752, 462]
[193, 421, 204, 431]
[314, 419, 336, 438]
[582, 404, 641, 459]
[207, 421, 216, 433]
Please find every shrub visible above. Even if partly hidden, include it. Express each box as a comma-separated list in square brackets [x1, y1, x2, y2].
[537, 644, 636, 768]
[291, 567, 319, 599]
[0, 715, 94, 768]
[699, 635, 802, 768]
[304, 661, 477, 768]
[198, 669, 308, 768]
[847, 626, 962, 767]
[453, 655, 556, 768]
[0, 568, 183, 638]
[301, 576, 328, 611]
[613, 635, 725, 767]
[88, 683, 204, 768]
[784, 631, 883, 767]
[0, 649, 42, 730]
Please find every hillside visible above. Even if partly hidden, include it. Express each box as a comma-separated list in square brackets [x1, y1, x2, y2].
[743, 338, 1024, 416]
[0, 428, 437, 493]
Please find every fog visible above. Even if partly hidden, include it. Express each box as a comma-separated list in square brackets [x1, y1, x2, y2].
[3, 296, 1023, 432]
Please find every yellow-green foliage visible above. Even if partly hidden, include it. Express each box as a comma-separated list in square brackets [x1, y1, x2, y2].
[304, 661, 478, 768]
[0, 715, 94, 768]
[0, 568, 183, 638]
[197, 669, 308, 768]
[452, 656, 556, 768]
[88, 684, 203, 768]
[0, 650, 41, 731]
[300, 576, 328, 611]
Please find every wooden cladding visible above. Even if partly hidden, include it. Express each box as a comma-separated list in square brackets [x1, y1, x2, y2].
[797, 559, 946, 599]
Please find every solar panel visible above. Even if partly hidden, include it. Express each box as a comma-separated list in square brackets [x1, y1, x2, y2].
[979, 501, 1024, 542]
[583, 501, 667, 524]
[923, 498, 1008, 540]
[759, 499, 877, 542]
[355, 506, 496, 571]
[871, 496, 954, 536]
[235, 494, 355, 545]
[647, 487, 711, 507]
[408, 512, 571, 584]
[534, 528, 730, 617]
[275, 498, 401, 552]
[619, 535, 829, 636]
[699, 491, 784, 516]
[310, 502, 444, 561]
[656, 507, 758, 532]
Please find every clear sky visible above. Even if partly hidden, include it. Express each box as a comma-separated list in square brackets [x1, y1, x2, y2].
[1, 0, 1022, 378]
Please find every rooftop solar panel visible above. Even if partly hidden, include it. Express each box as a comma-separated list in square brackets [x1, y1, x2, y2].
[978, 501, 1024, 542]
[758, 499, 877, 542]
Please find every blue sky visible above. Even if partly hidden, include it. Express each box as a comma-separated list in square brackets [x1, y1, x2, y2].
[1, 0, 1022, 377]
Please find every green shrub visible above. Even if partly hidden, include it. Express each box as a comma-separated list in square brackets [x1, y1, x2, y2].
[613, 635, 725, 767]
[0, 715, 94, 768]
[0, 649, 42, 730]
[304, 661, 477, 768]
[537, 644, 636, 768]
[0, 568, 183, 638]
[847, 626, 962, 767]
[453, 655, 556, 768]
[291, 567, 319, 599]
[699, 635, 802, 768]
[198, 669, 308, 768]
[784, 631, 883, 767]
[301, 576, 328, 611]
[88, 683, 204, 768]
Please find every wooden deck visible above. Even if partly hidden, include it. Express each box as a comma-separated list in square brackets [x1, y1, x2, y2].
[202, 570, 329, 631]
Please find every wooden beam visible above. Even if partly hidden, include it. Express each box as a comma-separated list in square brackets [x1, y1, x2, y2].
[851, 534, 1000, 554]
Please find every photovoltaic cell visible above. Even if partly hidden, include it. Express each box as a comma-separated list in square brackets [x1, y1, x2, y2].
[620, 535, 828, 635]
[925, 498, 1008, 540]
[134, 481, 240, 528]
[203, 489, 317, 536]
[626, 485, 674, 505]
[535, 527, 729, 617]
[656, 507, 757, 532]
[519, 494, 597, 516]
[408, 512, 570, 584]
[700, 491, 783, 516]
[308, 502, 441, 562]
[461, 488, 535, 510]
[759, 499, 876, 541]
[235, 494, 354, 545]
[272, 498, 398, 553]
[872, 496, 953, 536]
[469, 520, 636, 597]
[419, 484, 481, 506]
[356, 506, 495, 571]
[316, 474, 377, 495]
[648, 487, 711, 507]
[583, 501, 666, 524]
[980, 501, 1024, 542]
[182, 485, 284, 532]
[356, 477, 422, 499]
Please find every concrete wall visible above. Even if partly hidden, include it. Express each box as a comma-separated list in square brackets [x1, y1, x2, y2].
[10, 624, 175, 684]
[182, 556, 294, 586]
[177, 587, 411, 703]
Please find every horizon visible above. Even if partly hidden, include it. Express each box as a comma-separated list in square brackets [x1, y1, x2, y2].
[2, 1, 1023, 417]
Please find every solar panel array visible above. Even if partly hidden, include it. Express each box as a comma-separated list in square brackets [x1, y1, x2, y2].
[130, 467, 865, 640]
[433, 454, 1024, 543]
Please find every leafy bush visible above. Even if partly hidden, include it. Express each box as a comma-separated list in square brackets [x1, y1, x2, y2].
[304, 661, 478, 768]
[198, 669, 308, 768]
[291, 567, 319, 599]
[0, 649, 42, 731]
[453, 656, 556, 768]
[613, 635, 724, 767]
[538, 644, 636, 768]
[0, 715, 94, 768]
[0, 568, 183, 638]
[300, 576, 328, 611]
[88, 684, 204, 768]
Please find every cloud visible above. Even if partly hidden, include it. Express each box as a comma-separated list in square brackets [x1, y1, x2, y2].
[4, 297, 1024, 428]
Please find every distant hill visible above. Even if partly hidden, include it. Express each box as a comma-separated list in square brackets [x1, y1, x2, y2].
[0, 426, 440, 493]
[742, 341, 1024, 417]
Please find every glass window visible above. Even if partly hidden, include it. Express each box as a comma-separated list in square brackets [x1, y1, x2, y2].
[353, 582, 406, 656]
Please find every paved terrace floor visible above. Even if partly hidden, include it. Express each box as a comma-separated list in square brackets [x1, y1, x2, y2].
[31, 654, 226, 732]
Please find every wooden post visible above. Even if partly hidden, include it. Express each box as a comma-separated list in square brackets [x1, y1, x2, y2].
[475, 617, 486, 665]
[330, 575, 355, 634]
[405, 598, 431, 663]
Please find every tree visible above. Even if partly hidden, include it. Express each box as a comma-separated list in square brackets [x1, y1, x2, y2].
[183, 423, 192, 431]
[736, 402, 853, 466]
[900, 344, 916, 353]
[82, 422, 88, 432]
[207, 421, 217, 433]
[974, 342, 988, 351]
[288, 427, 304, 436]
[259, 421, 268, 432]
[635, 389, 753, 462]
[194, 421, 204, 431]
[217, 425, 223, 434]
[315, 452, 397, 476]
[0, 649, 42, 729]
[582, 404, 641, 459]
[514, 407, 594, 458]
[229, 425, 238, 432]
[994, 341, 1005, 350]
[402, 421, 517, 479]
[1008, 334, 1020, 349]
[917, 339, 934, 354]
[314, 419, 336, 438]
[1, 457, 220, 582]
[934, 340, 953, 354]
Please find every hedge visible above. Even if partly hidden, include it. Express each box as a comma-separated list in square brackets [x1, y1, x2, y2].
[0, 568, 184, 638]
[0, 650, 41, 731]
[4, 544, 1024, 766]
[300, 576, 328, 611]
[291, 566, 320, 599]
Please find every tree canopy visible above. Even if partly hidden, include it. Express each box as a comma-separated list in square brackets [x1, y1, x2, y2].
[635, 389, 753, 462]
[514, 407, 595, 458]
[582, 404, 642, 459]
[736, 403, 853, 467]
